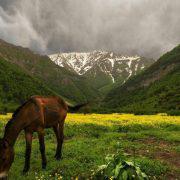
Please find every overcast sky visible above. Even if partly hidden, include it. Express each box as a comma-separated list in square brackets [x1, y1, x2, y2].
[0, 0, 180, 58]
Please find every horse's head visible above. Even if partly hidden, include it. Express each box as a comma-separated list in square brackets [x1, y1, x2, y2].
[0, 138, 14, 179]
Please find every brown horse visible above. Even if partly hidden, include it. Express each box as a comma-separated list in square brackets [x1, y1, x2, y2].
[0, 96, 85, 179]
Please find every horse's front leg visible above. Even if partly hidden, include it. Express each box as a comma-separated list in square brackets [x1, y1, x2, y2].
[38, 129, 47, 169]
[23, 131, 33, 173]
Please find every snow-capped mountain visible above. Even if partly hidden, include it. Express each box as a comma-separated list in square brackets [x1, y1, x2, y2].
[49, 51, 155, 90]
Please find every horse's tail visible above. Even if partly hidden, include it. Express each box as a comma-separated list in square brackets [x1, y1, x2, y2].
[67, 103, 88, 113]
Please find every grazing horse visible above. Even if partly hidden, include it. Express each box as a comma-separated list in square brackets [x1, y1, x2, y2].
[0, 96, 86, 179]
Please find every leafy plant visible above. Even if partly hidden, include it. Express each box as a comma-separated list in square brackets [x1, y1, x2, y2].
[91, 153, 148, 180]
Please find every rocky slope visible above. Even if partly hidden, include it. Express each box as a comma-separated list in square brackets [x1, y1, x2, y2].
[49, 51, 155, 91]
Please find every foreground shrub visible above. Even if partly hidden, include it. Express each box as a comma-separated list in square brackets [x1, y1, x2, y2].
[91, 153, 148, 180]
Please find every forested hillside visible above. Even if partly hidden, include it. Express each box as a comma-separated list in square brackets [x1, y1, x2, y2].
[0, 56, 55, 112]
[0, 39, 99, 104]
[1, 39, 179, 114]
[102, 45, 180, 115]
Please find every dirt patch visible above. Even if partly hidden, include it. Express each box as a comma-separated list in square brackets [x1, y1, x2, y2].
[135, 138, 180, 167]
[154, 151, 180, 167]
[124, 137, 180, 179]
[126, 137, 180, 166]
[125, 148, 180, 179]
[134, 137, 175, 147]
[165, 172, 180, 180]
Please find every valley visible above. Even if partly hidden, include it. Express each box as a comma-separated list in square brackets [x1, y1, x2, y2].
[0, 39, 156, 112]
[0, 38, 179, 115]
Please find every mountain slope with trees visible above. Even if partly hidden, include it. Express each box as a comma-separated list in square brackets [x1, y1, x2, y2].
[0, 39, 99, 104]
[102, 45, 180, 114]
[0, 56, 55, 112]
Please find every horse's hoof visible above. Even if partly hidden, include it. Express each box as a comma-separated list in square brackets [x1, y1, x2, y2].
[54, 154, 62, 160]
[56, 157, 61, 160]
[42, 164, 47, 169]
[22, 170, 28, 175]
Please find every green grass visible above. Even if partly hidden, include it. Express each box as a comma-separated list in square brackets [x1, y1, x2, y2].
[0, 113, 179, 179]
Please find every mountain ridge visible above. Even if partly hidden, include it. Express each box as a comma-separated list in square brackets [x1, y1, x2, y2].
[49, 51, 155, 92]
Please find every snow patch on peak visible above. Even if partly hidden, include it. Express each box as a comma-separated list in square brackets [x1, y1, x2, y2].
[108, 58, 115, 68]
[49, 54, 64, 67]
[48, 51, 148, 84]
[127, 60, 132, 68]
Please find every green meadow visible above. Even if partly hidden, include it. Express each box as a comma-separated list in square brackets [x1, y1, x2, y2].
[0, 113, 179, 179]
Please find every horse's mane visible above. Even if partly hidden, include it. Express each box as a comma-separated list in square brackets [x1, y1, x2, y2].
[4, 98, 38, 135]
[5, 100, 30, 133]
[12, 100, 30, 118]
[5, 118, 14, 132]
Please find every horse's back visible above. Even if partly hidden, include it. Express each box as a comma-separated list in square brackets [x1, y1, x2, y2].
[31, 96, 67, 128]
[32, 96, 67, 109]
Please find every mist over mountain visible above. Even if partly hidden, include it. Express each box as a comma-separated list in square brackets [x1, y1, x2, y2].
[0, 0, 180, 58]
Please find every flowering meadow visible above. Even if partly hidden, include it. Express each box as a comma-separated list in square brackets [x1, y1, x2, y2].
[0, 113, 179, 179]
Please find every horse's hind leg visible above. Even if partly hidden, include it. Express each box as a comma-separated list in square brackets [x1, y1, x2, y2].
[53, 124, 64, 160]
[38, 129, 47, 169]
[23, 131, 33, 173]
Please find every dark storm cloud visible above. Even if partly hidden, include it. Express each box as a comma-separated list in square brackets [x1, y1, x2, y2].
[0, 0, 180, 58]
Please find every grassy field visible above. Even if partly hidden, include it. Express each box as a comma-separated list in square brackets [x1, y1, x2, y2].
[0, 113, 180, 179]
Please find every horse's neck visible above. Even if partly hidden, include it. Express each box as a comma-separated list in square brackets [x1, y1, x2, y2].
[3, 115, 27, 147]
